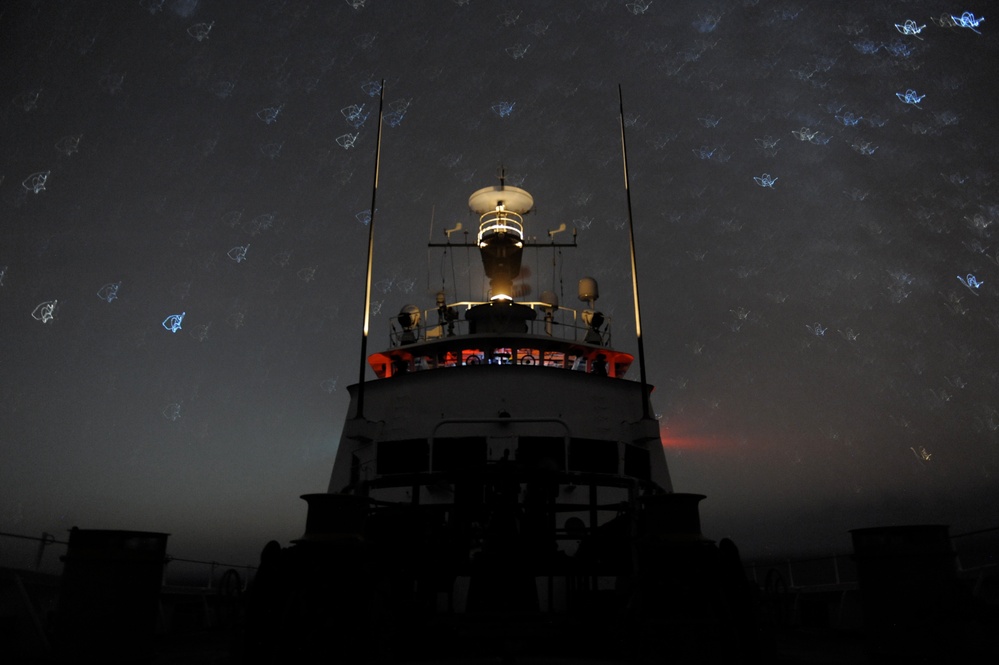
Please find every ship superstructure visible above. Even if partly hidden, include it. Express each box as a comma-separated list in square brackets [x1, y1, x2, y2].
[245, 178, 758, 663]
[329, 180, 671, 509]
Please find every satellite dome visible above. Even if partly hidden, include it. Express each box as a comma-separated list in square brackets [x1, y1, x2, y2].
[578, 277, 599, 303]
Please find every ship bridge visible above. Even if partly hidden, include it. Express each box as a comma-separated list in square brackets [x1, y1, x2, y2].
[369, 298, 634, 379]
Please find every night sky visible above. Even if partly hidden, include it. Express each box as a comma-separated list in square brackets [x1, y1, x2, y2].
[2, 0, 997, 568]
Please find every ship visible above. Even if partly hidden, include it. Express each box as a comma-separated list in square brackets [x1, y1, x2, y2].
[8, 178, 991, 665]
[7, 173, 994, 663]
[5, 156, 993, 665]
[240, 173, 762, 663]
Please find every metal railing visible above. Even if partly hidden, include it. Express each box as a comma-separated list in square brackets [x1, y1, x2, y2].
[0, 530, 256, 591]
[388, 301, 614, 348]
[745, 552, 858, 592]
[743, 525, 999, 594]
[742, 526, 999, 629]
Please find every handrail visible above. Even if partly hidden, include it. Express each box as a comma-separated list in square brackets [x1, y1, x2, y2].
[389, 303, 613, 349]
[744, 524, 999, 591]
[0, 530, 67, 545]
[0, 530, 257, 584]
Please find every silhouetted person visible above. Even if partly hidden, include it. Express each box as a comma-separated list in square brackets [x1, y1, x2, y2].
[242, 540, 285, 663]
[591, 354, 607, 376]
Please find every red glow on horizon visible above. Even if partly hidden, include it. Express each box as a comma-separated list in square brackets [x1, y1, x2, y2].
[659, 420, 731, 451]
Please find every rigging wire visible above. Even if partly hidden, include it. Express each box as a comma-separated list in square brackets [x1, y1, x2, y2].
[426, 205, 435, 296]
[550, 243, 557, 296]
[535, 235, 540, 300]
[449, 244, 455, 300]
[557, 244, 565, 308]
[444, 245, 455, 300]
[464, 230, 472, 301]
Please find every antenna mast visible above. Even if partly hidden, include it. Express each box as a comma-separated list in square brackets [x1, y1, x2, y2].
[356, 79, 385, 420]
[618, 84, 651, 420]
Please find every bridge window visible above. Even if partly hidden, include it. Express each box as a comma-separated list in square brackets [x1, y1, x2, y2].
[433, 437, 487, 472]
[569, 438, 618, 474]
[377, 439, 429, 475]
[624, 444, 651, 480]
[516, 436, 566, 472]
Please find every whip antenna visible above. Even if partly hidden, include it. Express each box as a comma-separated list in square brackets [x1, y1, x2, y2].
[356, 79, 385, 419]
[619, 84, 651, 420]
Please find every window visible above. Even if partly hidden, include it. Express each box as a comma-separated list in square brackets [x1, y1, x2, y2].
[376, 439, 429, 474]
[569, 439, 618, 474]
[624, 444, 651, 480]
[433, 437, 487, 471]
[517, 436, 566, 471]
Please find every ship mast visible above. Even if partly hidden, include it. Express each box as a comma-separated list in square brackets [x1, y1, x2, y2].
[355, 79, 385, 419]
[619, 84, 651, 420]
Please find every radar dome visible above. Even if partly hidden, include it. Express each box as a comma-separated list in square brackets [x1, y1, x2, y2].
[578, 277, 599, 303]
